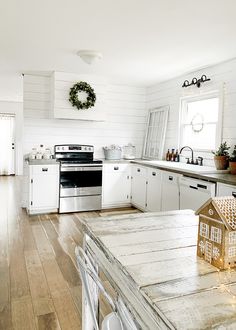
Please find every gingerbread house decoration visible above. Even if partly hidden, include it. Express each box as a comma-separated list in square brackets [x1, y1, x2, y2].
[196, 196, 236, 270]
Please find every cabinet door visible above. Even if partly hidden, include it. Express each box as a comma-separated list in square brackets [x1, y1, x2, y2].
[30, 165, 59, 210]
[161, 171, 181, 211]
[102, 164, 131, 207]
[131, 165, 147, 210]
[217, 183, 236, 197]
[146, 168, 162, 212]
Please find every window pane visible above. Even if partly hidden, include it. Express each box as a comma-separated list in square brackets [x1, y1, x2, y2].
[143, 107, 168, 159]
[182, 123, 217, 150]
[185, 97, 219, 124]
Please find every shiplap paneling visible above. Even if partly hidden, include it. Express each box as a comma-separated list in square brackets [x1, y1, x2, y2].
[23, 73, 147, 158]
[146, 58, 236, 166]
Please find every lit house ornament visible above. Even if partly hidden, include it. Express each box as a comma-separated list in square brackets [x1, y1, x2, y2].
[196, 196, 236, 270]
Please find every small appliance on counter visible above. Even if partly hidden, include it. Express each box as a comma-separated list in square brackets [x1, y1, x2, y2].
[123, 143, 136, 160]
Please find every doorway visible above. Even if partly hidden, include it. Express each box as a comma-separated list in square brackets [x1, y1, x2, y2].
[0, 113, 15, 175]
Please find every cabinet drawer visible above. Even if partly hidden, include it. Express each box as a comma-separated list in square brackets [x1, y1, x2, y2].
[162, 171, 181, 184]
[132, 165, 148, 176]
[30, 164, 59, 175]
[147, 167, 162, 178]
[104, 163, 130, 173]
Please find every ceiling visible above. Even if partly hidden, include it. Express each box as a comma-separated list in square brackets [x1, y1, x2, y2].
[1, 0, 236, 87]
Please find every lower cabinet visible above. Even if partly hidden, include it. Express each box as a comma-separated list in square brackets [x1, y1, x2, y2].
[131, 165, 163, 212]
[102, 163, 131, 208]
[217, 182, 236, 197]
[131, 165, 148, 210]
[161, 171, 181, 211]
[27, 164, 60, 214]
[146, 168, 162, 211]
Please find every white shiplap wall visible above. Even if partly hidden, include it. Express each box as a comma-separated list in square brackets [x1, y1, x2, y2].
[146, 58, 236, 166]
[23, 73, 147, 158]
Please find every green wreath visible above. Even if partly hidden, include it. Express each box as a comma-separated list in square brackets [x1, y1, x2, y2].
[69, 81, 96, 110]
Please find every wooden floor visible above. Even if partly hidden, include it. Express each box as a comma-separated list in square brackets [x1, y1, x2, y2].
[0, 176, 139, 330]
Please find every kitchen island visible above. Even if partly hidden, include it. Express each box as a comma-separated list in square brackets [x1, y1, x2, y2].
[81, 210, 236, 329]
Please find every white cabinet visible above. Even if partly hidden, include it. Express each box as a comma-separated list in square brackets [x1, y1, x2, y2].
[161, 171, 181, 211]
[131, 165, 162, 212]
[131, 165, 148, 210]
[102, 163, 131, 208]
[146, 168, 162, 212]
[28, 164, 59, 214]
[217, 182, 236, 197]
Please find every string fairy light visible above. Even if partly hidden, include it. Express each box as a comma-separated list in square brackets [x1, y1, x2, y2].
[217, 266, 236, 299]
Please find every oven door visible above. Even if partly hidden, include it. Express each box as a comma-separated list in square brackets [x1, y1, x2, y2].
[60, 165, 102, 197]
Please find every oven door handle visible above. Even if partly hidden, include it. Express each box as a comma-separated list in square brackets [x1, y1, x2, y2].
[61, 166, 102, 172]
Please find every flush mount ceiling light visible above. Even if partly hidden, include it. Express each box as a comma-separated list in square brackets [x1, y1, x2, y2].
[77, 50, 103, 65]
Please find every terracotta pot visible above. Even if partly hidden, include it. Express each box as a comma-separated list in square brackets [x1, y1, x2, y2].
[214, 156, 229, 170]
[229, 161, 236, 175]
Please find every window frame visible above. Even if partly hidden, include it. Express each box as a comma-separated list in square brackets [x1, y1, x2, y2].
[179, 90, 223, 152]
[142, 105, 169, 160]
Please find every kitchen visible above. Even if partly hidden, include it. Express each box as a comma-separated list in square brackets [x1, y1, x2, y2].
[1, 1, 236, 329]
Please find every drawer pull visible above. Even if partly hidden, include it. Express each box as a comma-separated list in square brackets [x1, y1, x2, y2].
[232, 192, 236, 198]
[152, 172, 156, 176]
[42, 168, 48, 172]
[168, 176, 173, 181]
[137, 168, 140, 172]
[114, 166, 119, 170]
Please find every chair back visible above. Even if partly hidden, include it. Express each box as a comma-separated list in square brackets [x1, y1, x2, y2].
[75, 246, 123, 330]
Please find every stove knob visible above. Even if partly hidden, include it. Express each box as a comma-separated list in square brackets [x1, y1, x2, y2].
[84, 147, 87, 150]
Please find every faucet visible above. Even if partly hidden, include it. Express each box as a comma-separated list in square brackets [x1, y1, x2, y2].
[179, 146, 194, 164]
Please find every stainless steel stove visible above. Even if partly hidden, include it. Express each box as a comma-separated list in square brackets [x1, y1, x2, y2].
[54, 144, 102, 213]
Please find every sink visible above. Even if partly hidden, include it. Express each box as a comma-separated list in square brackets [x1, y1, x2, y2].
[137, 160, 229, 174]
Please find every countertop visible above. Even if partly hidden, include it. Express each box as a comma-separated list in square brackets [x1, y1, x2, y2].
[132, 160, 236, 185]
[101, 158, 135, 164]
[82, 210, 236, 329]
[26, 158, 59, 165]
[25, 157, 236, 185]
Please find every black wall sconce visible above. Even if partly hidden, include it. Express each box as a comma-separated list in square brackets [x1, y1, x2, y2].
[182, 75, 211, 88]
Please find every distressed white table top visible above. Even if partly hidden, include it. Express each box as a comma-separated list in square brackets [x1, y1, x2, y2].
[82, 210, 236, 329]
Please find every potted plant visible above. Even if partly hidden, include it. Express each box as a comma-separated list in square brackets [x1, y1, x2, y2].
[229, 145, 236, 174]
[212, 142, 230, 170]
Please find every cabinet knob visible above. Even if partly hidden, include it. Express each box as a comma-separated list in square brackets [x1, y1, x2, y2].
[114, 166, 119, 170]
[137, 168, 140, 172]
[169, 176, 173, 181]
[152, 172, 156, 176]
[42, 168, 48, 172]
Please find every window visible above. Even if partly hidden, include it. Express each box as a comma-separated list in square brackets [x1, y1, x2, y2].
[180, 92, 221, 151]
[200, 222, 209, 238]
[229, 232, 236, 245]
[228, 247, 236, 258]
[142, 106, 168, 159]
[210, 226, 222, 244]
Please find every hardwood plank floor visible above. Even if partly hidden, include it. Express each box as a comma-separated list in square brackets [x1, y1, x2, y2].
[0, 176, 139, 330]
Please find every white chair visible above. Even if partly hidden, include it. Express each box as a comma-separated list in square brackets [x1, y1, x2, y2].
[75, 246, 124, 330]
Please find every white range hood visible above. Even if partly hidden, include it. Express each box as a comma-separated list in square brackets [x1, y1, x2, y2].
[51, 71, 107, 121]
